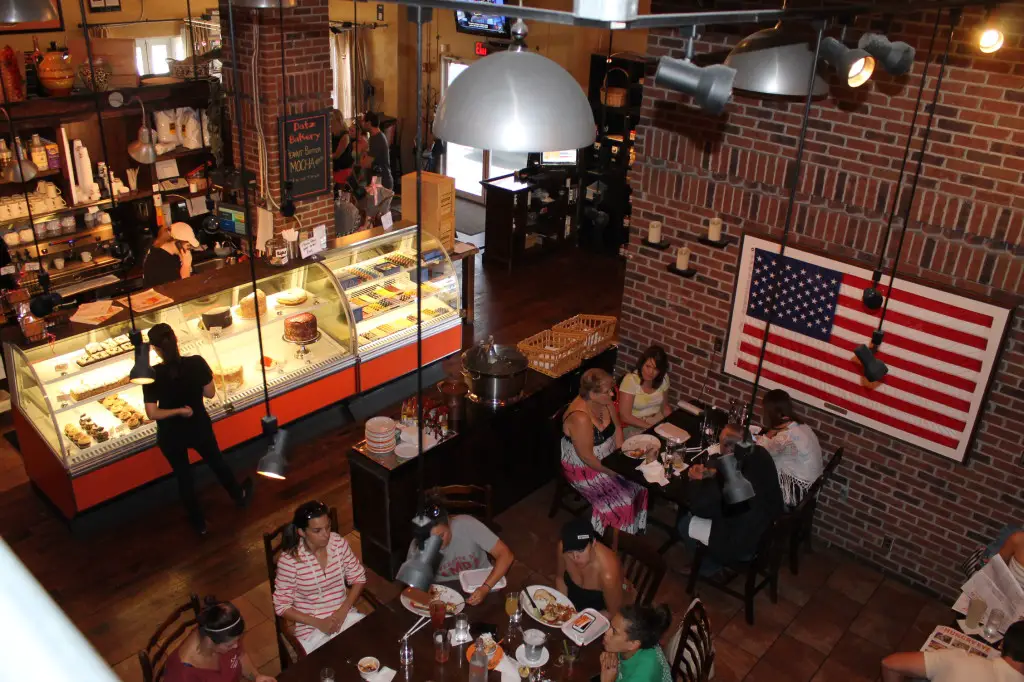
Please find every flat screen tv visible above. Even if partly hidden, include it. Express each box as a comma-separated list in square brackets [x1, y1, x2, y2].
[541, 149, 578, 165]
[454, 0, 511, 39]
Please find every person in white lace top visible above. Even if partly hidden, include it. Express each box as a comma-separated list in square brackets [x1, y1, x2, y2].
[756, 390, 823, 507]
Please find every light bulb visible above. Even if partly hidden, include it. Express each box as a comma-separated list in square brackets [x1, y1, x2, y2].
[847, 56, 874, 87]
[979, 28, 1004, 53]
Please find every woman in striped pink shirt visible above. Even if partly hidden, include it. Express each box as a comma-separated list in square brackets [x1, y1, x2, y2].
[273, 501, 368, 654]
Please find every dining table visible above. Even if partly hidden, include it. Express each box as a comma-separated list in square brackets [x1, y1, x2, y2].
[276, 561, 603, 682]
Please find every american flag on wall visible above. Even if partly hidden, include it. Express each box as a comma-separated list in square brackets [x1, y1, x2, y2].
[724, 235, 1013, 463]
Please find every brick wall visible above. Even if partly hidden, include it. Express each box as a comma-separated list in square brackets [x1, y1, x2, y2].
[620, 4, 1024, 598]
[219, 0, 334, 235]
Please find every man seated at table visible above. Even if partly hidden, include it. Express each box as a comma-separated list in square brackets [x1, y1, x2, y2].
[678, 424, 785, 566]
[881, 619, 1024, 681]
[406, 498, 514, 606]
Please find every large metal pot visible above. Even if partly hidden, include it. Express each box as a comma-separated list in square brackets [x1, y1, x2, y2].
[461, 336, 528, 406]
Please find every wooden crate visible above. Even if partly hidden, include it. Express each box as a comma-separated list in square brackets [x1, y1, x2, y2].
[553, 314, 617, 358]
[401, 171, 455, 250]
[517, 329, 587, 378]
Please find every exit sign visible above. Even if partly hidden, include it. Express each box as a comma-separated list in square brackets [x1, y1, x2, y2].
[474, 42, 489, 56]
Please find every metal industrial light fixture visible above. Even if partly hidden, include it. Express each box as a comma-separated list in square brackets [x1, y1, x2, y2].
[855, 333, 888, 383]
[654, 33, 736, 115]
[396, 515, 444, 591]
[858, 33, 916, 75]
[719, 452, 756, 504]
[257, 415, 289, 479]
[0, 108, 38, 183]
[118, 96, 158, 164]
[724, 26, 829, 97]
[0, 0, 58, 24]
[820, 37, 875, 87]
[433, 19, 596, 153]
[128, 330, 155, 385]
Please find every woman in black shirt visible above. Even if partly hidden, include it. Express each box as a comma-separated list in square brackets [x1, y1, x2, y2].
[143, 323, 252, 535]
[331, 110, 354, 185]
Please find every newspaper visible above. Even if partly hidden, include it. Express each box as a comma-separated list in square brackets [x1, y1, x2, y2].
[921, 625, 1000, 660]
[956, 555, 1024, 636]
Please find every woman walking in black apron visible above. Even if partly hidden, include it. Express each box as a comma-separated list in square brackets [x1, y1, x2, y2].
[144, 323, 252, 535]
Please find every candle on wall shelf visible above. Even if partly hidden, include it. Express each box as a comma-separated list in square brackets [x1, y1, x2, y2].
[676, 246, 690, 271]
[708, 217, 722, 242]
[648, 220, 662, 244]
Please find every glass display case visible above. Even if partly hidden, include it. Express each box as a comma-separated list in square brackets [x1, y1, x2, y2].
[5, 263, 356, 475]
[321, 225, 461, 360]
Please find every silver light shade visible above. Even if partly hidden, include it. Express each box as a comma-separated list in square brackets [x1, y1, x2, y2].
[397, 532, 443, 592]
[858, 33, 916, 76]
[719, 452, 756, 505]
[128, 127, 158, 165]
[129, 333, 155, 385]
[257, 428, 289, 479]
[1, 157, 38, 183]
[0, 0, 58, 24]
[655, 57, 736, 115]
[725, 27, 828, 97]
[819, 37, 875, 88]
[433, 50, 596, 153]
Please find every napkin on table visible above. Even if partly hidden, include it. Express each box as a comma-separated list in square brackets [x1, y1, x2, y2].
[496, 652, 521, 682]
[366, 667, 397, 682]
[636, 460, 669, 486]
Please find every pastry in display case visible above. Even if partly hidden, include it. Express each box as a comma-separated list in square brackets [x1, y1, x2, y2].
[320, 225, 462, 359]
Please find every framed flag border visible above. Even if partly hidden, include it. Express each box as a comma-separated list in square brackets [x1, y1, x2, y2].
[722, 233, 1015, 464]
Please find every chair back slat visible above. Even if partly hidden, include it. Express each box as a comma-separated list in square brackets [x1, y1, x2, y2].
[671, 599, 715, 682]
[137, 594, 201, 682]
[602, 530, 666, 606]
[425, 485, 493, 525]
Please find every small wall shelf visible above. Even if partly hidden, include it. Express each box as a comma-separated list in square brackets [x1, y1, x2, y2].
[699, 235, 737, 248]
[641, 239, 670, 251]
[667, 265, 697, 278]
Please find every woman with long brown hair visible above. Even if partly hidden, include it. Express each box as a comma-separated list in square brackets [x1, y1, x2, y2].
[143, 323, 251, 535]
[757, 389, 823, 507]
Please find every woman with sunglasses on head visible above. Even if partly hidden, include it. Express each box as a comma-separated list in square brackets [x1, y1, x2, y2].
[562, 368, 648, 536]
[618, 345, 673, 437]
[273, 501, 368, 654]
[165, 601, 275, 682]
[144, 323, 252, 536]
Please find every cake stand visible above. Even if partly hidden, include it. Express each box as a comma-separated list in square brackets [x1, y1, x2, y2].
[282, 331, 321, 357]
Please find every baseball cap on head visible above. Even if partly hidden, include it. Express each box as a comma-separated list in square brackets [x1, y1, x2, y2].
[170, 222, 199, 248]
[561, 518, 595, 553]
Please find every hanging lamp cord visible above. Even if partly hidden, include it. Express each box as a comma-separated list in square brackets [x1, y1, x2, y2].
[414, 5, 426, 502]
[868, 11, 942, 287]
[874, 9, 959, 340]
[278, 1, 290, 206]
[743, 22, 825, 429]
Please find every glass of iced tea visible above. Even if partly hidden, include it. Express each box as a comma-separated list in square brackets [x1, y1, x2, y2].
[434, 629, 450, 663]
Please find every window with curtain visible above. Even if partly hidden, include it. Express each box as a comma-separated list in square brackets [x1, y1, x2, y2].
[331, 31, 354, 119]
[134, 37, 186, 76]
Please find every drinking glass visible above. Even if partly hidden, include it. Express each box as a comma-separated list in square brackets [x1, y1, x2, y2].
[505, 592, 520, 618]
[399, 636, 414, 665]
[321, 667, 336, 682]
[430, 599, 447, 630]
[434, 629, 451, 663]
[453, 613, 472, 644]
[983, 608, 1005, 639]
[966, 597, 987, 630]
[522, 629, 547, 663]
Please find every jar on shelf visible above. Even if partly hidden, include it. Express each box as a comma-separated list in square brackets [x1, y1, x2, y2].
[263, 234, 289, 267]
[37, 47, 74, 97]
[61, 215, 76, 233]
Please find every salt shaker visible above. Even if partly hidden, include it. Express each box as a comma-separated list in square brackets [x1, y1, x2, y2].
[399, 636, 413, 666]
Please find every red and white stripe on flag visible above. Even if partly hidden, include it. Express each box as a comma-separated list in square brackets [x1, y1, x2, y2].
[724, 235, 1012, 463]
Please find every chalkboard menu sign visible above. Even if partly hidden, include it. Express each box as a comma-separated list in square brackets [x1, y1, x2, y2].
[280, 109, 331, 200]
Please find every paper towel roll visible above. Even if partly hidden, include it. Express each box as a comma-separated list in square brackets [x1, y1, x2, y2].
[73, 141, 94, 201]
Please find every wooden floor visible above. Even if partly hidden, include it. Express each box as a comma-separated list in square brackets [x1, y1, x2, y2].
[1, 246, 951, 682]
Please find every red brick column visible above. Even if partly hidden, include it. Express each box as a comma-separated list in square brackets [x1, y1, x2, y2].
[219, 0, 334, 236]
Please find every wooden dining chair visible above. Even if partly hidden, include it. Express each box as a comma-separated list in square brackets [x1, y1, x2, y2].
[789, 447, 844, 574]
[602, 529, 666, 606]
[137, 593, 201, 682]
[263, 506, 382, 670]
[669, 598, 715, 682]
[425, 484, 498, 530]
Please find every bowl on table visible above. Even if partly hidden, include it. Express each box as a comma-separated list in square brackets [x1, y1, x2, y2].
[357, 657, 380, 679]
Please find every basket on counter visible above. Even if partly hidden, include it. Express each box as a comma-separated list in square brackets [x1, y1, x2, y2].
[553, 314, 617, 358]
[517, 329, 587, 378]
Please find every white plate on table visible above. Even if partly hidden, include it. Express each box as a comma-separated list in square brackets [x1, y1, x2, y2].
[521, 585, 577, 628]
[459, 568, 508, 594]
[400, 584, 465, 617]
[654, 422, 690, 443]
[621, 434, 661, 459]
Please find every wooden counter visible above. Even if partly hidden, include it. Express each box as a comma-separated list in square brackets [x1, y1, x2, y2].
[346, 346, 617, 580]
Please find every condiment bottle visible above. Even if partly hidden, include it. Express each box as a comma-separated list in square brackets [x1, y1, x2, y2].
[29, 134, 48, 171]
[468, 637, 488, 682]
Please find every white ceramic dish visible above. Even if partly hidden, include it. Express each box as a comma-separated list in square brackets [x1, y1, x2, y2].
[357, 657, 380, 679]
[400, 584, 465, 617]
[515, 644, 550, 668]
[395, 442, 418, 459]
[621, 434, 661, 459]
[654, 422, 690, 443]
[521, 585, 576, 628]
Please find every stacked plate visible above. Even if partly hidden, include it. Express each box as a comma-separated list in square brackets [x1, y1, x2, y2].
[365, 416, 397, 454]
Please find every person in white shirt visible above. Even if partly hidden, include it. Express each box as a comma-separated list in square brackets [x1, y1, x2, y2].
[881, 619, 1024, 682]
[756, 389, 823, 507]
[996, 531, 1024, 592]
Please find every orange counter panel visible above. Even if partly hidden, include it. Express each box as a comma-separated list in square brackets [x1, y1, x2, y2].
[360, 326, 462, 391]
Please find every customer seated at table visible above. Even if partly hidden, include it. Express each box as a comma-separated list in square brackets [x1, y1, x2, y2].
[165, 601, 276, 682]
[881, 619, 1024, 682]
[756, 389, 823, 507]
[556, 517, 625, 616]
[410, 498, 515, 606]
[679, 424, 785, 566]
[562, 368, 649, 536]
[273, 501, 368, 654]
[600, 603, 673, 682]
[618, 345, 673, 437]
[996, 531, 1024, 591]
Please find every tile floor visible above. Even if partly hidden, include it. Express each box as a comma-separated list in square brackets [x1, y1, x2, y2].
[110, 483, 952, 682]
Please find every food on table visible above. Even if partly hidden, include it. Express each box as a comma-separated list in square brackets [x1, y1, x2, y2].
[357, 659, 379, 674]
[530, 588, 576, 625]
[276, 288, 308, 306]
[212, 362, 244, 388]
[200, 306, 233, 330]
[76, 356, 90, 367]
[64, 423, 93, 449]
[283, 312, 318, 342]
[238, 290, 267, 319]
[126, 416, 140, 429]
[101, 339, 119, 352]
[409, 585, 459, 614]
[114, 334, 130, 345]
[85, 342, 103, 356]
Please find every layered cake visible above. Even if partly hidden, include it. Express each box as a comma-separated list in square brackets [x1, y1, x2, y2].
[238, 290, 267, 319]
[277, 288, 308, 306]
[201, 306, 233, 330]
[212, 362, 244, 388]
[284, 312, 318, 342]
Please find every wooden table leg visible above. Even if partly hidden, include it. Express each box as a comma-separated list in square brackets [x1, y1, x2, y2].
[462, 254, 476, 324]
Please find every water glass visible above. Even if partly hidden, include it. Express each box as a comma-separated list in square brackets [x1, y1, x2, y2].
[434, 629, 451, 663]
[966, 597, 987, 629]
[399, 636, 414, 665]
[321, 668, 335, 682]
[522, 628, 547, 663]
[453, 613, 472, 644]
[983, 608, 1005, 639]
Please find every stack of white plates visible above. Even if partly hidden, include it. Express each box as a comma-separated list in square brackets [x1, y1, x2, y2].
[365, 416, 397, 454]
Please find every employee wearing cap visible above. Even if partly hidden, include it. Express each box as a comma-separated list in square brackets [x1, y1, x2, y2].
[556, 518, 625, 617]
[143, 221, 200, 287]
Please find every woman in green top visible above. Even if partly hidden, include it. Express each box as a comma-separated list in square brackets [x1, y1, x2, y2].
[600, 604, 673, 682]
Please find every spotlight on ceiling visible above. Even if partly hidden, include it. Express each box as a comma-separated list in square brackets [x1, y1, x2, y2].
[820, 37, 875, 87]
[724, 26, 829, 97]
[128, 330, 155, 385]
[855, 330, 888, 382]
[654, 56, 736, 115]
[978, 26, 1005, 53]
[257, 415, 289, 480]
[857, 33, 916, 75]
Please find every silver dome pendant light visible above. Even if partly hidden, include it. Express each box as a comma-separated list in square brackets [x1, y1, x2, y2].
[433, 18, 596, 153]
